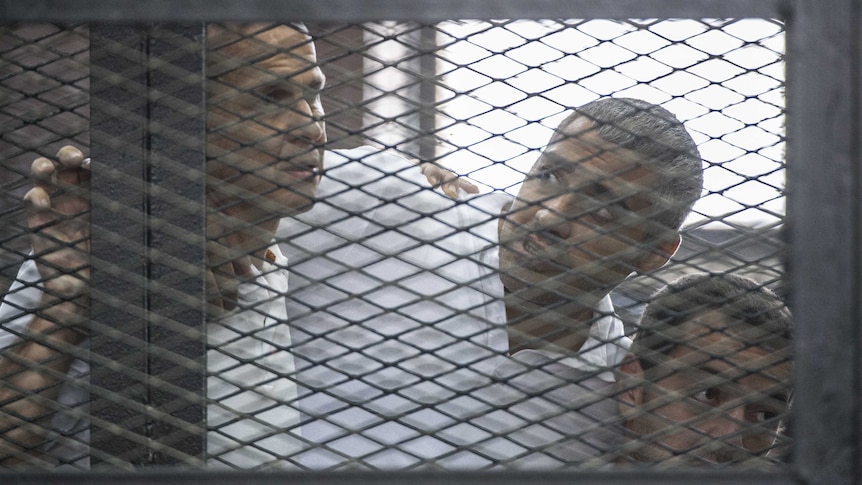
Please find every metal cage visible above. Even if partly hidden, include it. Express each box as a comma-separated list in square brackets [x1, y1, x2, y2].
[0, 0, 859, 484]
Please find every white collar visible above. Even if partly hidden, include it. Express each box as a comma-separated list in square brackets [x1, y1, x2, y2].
[541, 294, 632, 383]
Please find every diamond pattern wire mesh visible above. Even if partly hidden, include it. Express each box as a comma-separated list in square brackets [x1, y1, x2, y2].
[0, 19, 790, 472]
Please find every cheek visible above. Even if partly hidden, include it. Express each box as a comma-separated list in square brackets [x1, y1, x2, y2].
[741, 425, 780, 453]
[644, 387, 701, 441]
[506, 199, 538, 229]
[228, 120, 278, 147]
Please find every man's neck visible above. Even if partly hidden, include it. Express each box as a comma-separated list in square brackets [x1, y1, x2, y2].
[505, 292, 601, 354]
[210, 206, 279, 273]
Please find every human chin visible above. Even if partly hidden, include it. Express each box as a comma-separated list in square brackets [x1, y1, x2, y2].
[271, 184, 317, 215]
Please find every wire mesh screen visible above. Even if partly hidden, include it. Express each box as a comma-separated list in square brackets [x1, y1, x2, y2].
[0, 19, 791, 472]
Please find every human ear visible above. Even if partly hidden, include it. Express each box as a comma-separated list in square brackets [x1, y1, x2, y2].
[634, 233, 681, 274]
[616, 353, 646, 418]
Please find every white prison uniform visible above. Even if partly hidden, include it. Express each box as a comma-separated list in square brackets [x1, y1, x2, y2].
[460, 348, 626, 469]
[437, 297, 630, 469]
[543, 295, 632, 384]
[0, 247, 301, 469]
[207, 246, 302, 468]
[0, 257, 89, 468]
[277, 146, 630, 469]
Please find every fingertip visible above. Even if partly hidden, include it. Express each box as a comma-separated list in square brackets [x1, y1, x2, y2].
[31, 157, 55, 179]
[463, 181, 479, 194]
[443, 184, 458, 200]
[24, 187, 50, 210]
[57, 146, 85, 168]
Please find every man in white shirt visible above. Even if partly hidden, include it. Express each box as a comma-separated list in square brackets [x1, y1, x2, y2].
[0, 23, 326, 469]
[279, 97, 703, 468]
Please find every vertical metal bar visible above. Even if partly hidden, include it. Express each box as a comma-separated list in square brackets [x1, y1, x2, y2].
[144, 24, 207, 466]
[89, 24, 151, 467]
[418, 24, 437, 162]
[89, 24, 207, 467]
[787, 0, 860, 483]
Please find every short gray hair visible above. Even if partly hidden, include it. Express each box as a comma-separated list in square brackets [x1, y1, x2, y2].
[556, 97, 703, 233]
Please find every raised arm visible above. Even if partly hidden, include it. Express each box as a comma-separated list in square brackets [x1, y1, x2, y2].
[0, 146, 90, 467]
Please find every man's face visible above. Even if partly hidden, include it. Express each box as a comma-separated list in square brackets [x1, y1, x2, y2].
[207, 24, 326, 222]
[498, 116, 676, 304]
[622, 310, 793, 466]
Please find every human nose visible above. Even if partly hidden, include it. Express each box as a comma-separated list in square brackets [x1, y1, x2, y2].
[282, 99, 325, 145]
[701, 406, 746, 448]
[533, 197, 572, 240]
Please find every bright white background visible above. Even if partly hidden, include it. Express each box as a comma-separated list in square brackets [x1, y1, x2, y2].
[435, 19, 785, 231]
[361, 19, 785, 231]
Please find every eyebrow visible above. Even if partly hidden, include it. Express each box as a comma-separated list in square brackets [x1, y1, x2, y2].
[257, 70, 325, 95]
[539, 152, 648, 217]
[677, 361, 792, 402]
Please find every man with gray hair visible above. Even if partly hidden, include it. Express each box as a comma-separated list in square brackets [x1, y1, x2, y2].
[0, 23, 327, 469]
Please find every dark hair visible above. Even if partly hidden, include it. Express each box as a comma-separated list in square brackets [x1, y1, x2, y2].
[553, 97, 704, 234]
[631, 273, 792, 371]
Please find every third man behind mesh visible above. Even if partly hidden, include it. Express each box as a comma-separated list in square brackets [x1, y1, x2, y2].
[279, 97, 704, 468]
[473, 272, 793, 468]
[615, 273, 793, 467]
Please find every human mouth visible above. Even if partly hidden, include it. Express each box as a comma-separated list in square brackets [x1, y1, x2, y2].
[281, 161, 322, 182]
[508, 232, 562, 274]
[522, 234, 547, 256]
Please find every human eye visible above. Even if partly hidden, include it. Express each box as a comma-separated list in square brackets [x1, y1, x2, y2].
[531, 165, 561, 185]
[692, 387, 721, 406]
[258, 86, 297, 105]
[748, 406, 780, 424]
[584, 186, 625, 225]
[750, 410, 778, 424]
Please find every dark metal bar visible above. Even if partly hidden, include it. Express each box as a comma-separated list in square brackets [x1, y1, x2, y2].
[0, 0, 788, 22]
[144, 24, 207, 466]
[786, 0, 861, 483]
[89, 24, 207, 467]
[417, 25, 437, 163]
[0, 470, 801, 485]
[89, 24, 151, 467]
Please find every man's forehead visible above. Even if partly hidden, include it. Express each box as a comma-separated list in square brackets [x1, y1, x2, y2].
[559, 115, 595, 137]
[660, 311, 792, 380]
[539, 120, 662, 199]
[547, 116, 649, 170]
[210, 24, 314, 62]
[208, 24, 320, 89]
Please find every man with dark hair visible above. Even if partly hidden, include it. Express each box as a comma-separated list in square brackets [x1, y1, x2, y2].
[280, 97, 705, 468]
[615, 273, 793, 467]
[1, 23, 708, 469]
[500, 97, 703, 357]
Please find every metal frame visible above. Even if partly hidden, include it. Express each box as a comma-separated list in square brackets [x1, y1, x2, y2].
[1, 0, 859, 483]
[89, 24, 206, 467]
[0, 0, 788, 22]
